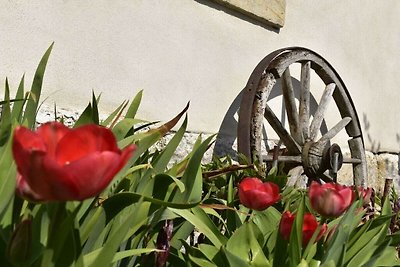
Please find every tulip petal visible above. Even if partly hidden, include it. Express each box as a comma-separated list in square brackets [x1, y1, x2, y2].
[238, 178, 280, 211]
[12, 127, 46, 177]
[63, 151, 125, 200]
[309, 181, 355, 217]
[339, 187, 354, 208]
[279, 211, 295, 241]
[36, 122, 70, 156]
[239, 177, 263, 191]
[55, 125, 119, 164]
[16, 174, 43, 202]
[19, 152, 80, 201]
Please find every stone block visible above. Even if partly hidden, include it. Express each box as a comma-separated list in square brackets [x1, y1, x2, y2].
[336, 150, 377, 187]
[376, 153, 399, 194]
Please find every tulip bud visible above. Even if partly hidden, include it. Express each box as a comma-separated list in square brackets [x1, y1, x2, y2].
[6, 219, 32, 265]
[308, 181, 354, 217]
[355, 186, 373, 205]
[279, 211, 327, 246]
[238, 177, 280, 211]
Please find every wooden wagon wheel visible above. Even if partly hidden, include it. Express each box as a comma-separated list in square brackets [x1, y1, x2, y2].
[237, 47, 367, 186]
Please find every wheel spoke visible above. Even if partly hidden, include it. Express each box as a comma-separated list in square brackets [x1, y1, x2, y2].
[264, 105, 301, 154]
[342, 157, 362, 164]
[281, 67, 301, 143]
[287, 166, 304, 186]
[309, 83, 336, 141]
[318, 117, 352, 143]
[299, 61, 311, 142]
[262, 154, 302, 163]
[319, 172, 335, 183]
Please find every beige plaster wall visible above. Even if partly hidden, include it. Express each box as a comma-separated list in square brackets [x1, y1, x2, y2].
[0, 0, 399, 152]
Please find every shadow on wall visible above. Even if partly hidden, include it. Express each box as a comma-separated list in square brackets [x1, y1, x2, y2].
[213, 78, 324, 158]
[362, 112, 400, 180]
[194, 0, 280, 33]
[363, 113, 381, 153]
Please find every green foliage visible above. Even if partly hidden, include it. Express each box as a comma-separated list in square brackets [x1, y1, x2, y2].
[0, 45, 399, 267]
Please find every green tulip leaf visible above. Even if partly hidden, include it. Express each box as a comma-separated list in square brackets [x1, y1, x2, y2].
[320, 202, 362, 267]
[0, 135, 17, 220]
[101, 100, 128, 127]
[87, 200, 149, 267]
[102, 192, 199, 222]
[0, 79, 12, 146]
[173, 134, 215, 204]
[181, 241, 217, 267]
[74, 92, 101, 127]
[170, 207, 227, 248]
[74, 102, 94, 128]
[288, 195, 305, 267]
[10, 75, 26, 122]
[125, 89, 143, 119]
[225, 221, 270, 266]
[198, 243, 220, 263]
[170, 221, 195, 249]
[122, 103, 189, 165]
[23, 43, 53, 129]
[112, 118, 146, 141]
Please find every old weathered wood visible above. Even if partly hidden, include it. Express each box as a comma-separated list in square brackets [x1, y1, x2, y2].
[309, 83, 336, 141]
[269, 50, 362, 137]
[318, 117, 351, 144]
[238, 47, 291, 160]
[299, 61, 311, 142]
[342, 157, 362, 164]
[237, 47, 367, 186]
[281, 67, 301, 143]
[287, 166, 304, 186]
[264, 104, 301, 154]
[251, 73, 276, 160]
[348, 137, 367, 186]
[262, 154, 302, 163]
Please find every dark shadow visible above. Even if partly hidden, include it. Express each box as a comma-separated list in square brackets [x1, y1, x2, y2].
[194, 0, 280, 33]
[213, 90, 242, 158]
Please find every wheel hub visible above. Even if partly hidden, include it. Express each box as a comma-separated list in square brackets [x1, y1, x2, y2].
[302, 141, 343, 179]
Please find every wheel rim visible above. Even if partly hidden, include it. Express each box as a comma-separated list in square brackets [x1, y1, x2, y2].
[237, 47, 367, 186]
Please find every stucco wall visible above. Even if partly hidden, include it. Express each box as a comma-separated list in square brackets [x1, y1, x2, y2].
[1, 0, 400, 152]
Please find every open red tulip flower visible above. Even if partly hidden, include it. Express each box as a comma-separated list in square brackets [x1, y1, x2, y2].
[238, 177, 280, 211]
[279, 211, 327, 246]
[309, 181, 355, 217]
[12, 122, 136, 202]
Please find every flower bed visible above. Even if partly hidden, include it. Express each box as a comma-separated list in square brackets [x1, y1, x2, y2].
[0, 46, 399, 266]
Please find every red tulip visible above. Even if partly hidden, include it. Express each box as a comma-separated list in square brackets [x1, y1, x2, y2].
[12, 122, 136, 201]
[308, 181, 354, 217]
[279, 211, 327, 246]
[238, 177, 280, 211]
[355, 186, 373, 204]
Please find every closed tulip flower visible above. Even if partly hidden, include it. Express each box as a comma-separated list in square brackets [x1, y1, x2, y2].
[309, 181, 354, 217]
[12, 122, 136, 201]
[355, 186, 373, 204]
[238, 177, 280, 211]
[279, 211, 327, 246]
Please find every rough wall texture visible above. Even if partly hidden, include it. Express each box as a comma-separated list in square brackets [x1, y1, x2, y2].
[2, 1, 400, 153]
